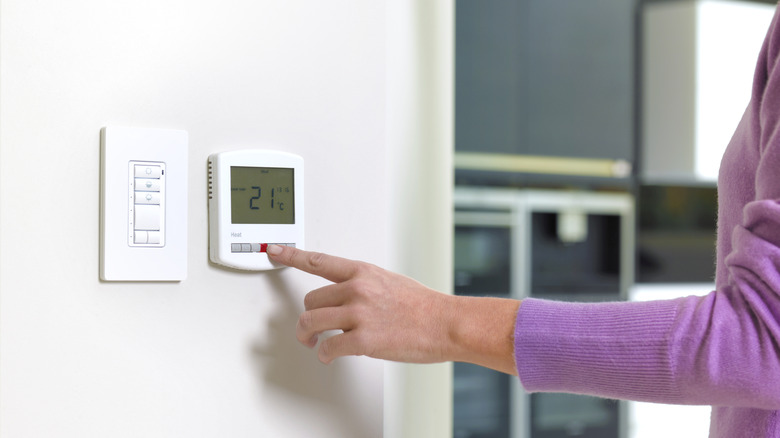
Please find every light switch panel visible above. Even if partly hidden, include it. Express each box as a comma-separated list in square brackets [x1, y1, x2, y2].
[100, 126, 188, 281]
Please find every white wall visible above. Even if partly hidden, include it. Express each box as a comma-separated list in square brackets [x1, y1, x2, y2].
[0, 1, 403, 436]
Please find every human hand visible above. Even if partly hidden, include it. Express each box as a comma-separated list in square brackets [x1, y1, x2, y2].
[267, 244, 454, 364]
[267, 245, 520, 375]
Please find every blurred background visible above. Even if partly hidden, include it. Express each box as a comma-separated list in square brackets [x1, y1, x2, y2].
[452, 0, 776, 437]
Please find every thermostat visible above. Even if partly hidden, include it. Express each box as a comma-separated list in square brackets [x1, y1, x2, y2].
[208, 150, 304, 270]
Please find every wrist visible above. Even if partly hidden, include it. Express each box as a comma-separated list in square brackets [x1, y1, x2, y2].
[445, 295, 521, 375]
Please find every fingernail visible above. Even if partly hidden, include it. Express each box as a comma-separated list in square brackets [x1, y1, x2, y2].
[267, 244, 283, 256]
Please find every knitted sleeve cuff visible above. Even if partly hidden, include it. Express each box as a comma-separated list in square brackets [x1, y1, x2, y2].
[514, 297, 685, 404]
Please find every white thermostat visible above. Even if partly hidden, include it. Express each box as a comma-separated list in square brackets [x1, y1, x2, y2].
[208, 150, 304, 270]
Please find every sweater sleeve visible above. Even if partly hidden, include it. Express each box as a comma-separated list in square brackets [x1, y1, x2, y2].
[515, 6, 780, 410]
[514, 298, 688, 404]
[513, 199, 780, 409]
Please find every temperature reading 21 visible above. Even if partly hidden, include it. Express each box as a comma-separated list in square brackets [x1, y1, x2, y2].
[230, 166, 295, 225]
[249, 186, 290, 211]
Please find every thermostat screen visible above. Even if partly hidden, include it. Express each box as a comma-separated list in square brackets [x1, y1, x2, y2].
[230, 166, 295, 224]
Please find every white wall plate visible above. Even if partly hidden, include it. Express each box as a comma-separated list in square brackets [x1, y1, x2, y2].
[100, 126, 188, 281]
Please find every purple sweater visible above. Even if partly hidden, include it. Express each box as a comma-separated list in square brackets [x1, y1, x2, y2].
[514, 6, 780, 437]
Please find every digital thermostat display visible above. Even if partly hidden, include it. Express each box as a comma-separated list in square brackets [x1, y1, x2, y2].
[208, 150, 304, 271]
[230, 166, 295, 225]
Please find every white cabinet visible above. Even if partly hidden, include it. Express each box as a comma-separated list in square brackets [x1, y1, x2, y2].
[642, 0, 775, 184]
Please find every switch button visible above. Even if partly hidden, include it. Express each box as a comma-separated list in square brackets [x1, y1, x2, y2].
[134, 164, 162, 179]
[135, 205, 161, 230]
[134, 231, 149, 244]
[135, 178, 161, 192]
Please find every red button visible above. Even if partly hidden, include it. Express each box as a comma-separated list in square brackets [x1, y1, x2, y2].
[260, 243, 269, 252]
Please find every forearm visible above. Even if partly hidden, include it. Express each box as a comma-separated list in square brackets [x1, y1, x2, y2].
[445, 295, 521, 375]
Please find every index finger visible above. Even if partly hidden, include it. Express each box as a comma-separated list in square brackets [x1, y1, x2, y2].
[267, 244, 359, 283]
